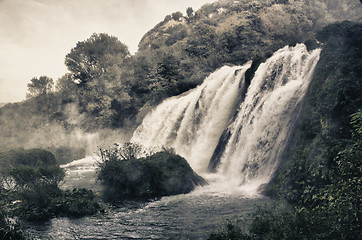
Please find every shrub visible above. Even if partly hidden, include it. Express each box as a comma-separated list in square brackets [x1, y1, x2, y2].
[97, 143, 206, 202]
[55, 188, 103, 218]
[0, 148, 102, 222]
[0, 210, 26, 240]
[0, 149, 57, 169]
[15, 186, 102, 221]
[9, 165, 65, 190]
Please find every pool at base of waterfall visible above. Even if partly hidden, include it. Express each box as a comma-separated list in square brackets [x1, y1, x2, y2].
[22, 156, 271, 239]
[23, 188, 269, 240]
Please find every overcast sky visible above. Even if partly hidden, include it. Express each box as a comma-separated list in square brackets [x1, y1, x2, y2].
[0, 0, 215, 103]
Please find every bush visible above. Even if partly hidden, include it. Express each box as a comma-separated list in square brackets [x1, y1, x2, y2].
[0, 148, 56, 168]
[97, 143, 206, 202]
[0, 148, 102, 222]
[14, 186, 102, 222]
[0, 210, 26, 240]
[9, 165, 65, 190]
[18, 182, 62, 221]
[55, 188, 103, 218]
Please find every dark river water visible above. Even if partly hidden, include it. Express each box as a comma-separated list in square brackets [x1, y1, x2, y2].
[23, 157, 270, 240]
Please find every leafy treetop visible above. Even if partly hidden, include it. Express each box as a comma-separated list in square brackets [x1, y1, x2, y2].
[26, 76, 54, 99]
[65, 33, 130, 85]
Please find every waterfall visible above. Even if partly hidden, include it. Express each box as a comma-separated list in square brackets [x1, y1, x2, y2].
[132, 63, 252, 172]
[213, 44, 321, 190]
[131, 44, 321, 192]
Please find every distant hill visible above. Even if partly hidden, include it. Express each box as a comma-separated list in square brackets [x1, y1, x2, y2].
[134, 0, 362, 102]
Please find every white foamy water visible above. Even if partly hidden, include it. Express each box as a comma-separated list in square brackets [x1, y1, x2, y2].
[216, 44, 321, 191]
[132, 63, 252, 173]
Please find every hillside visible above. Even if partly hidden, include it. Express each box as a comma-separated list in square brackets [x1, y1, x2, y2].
[134, 0, 361, 98]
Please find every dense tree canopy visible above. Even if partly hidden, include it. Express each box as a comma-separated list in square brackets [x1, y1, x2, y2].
[62, 33, 134, 128]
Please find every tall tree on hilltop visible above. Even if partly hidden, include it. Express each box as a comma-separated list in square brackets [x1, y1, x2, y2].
[64, 33, 132, 128]
[26, 76, 54, 99]
[171, 11, 183, 21]
[186, 7, 194, 18]
[65, 33, 130, 86]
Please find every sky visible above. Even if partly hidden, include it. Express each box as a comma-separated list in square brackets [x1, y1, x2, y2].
[0, 0, 215, 103]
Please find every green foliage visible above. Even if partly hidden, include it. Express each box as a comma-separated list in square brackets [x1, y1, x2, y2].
[53, 188, 103, 218]
[97, 143, 205, 202]
[65, 33, 129, 85]
[10, 165, 64, 189]
[186, 7, 194, 18]
[0, 148, 102, 222]
[0, 149, 63, 193]
[99, 142, 146, 162]
[63, 33, 134, 128]
[26, 76, 54, 99]
[18, 182, 62, 221]
[15, 186, 102, 221]
[0, 185, 25, 239]
[351, 110, 362, 135]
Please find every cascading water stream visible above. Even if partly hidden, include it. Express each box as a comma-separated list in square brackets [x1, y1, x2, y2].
[132, 63, 252, 173]
[213, 44, 321, 192]
[131, 44, 321, 194]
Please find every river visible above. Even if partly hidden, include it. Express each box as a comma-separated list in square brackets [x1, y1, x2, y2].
[23, 156, 269, 240]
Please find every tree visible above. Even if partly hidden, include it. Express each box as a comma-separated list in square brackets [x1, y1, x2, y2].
[171, 11, 183, 21]
[65, 33, 130, 85]
[26, 76, 54, 99]
[64, 33, 132, 127]
[186, 7, 194, 18]
[55, 73, 76, 92]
